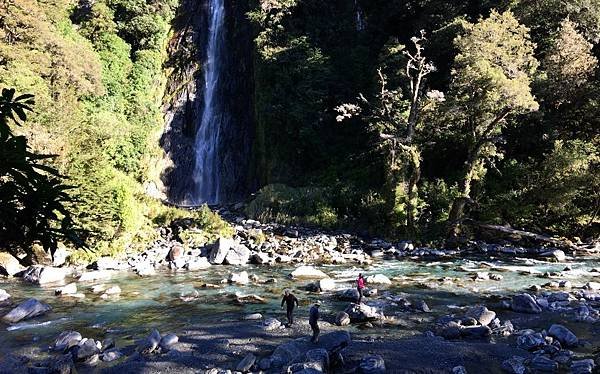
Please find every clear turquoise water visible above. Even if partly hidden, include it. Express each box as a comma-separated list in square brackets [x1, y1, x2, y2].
[1, 255, 599, 361]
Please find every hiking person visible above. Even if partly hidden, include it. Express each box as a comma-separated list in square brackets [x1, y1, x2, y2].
[309, 301, 321, 343]
[281, 289, 299, 326]
[356, 273, 366, 303]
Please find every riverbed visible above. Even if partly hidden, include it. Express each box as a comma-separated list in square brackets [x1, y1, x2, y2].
[1, 253, 600, 372]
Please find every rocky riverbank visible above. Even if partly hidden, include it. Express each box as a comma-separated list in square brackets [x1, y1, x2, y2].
[1, 215, 600, 373]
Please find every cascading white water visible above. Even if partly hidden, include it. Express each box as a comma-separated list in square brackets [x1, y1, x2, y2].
[354, 0, 365, 31]
[192, 0, 225, 204]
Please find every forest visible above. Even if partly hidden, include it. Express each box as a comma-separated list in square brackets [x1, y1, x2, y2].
[0, 0, 598, 263]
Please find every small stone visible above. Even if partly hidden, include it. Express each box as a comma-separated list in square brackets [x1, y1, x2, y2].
[228, 271, 249, 285]
[0, 289, 11, 301]
[53, 331, 82, 352]
[263, 318, 282, 331]
[335, 311, 350, 326]
[159, 333, 178, 351]
[236, 353, 256, 372]
[289, 266, 328, 279]
[101, 349, 123, 362]
[584, 281, 600, 290]
[452, 366, 467, 374]
[359, 354, 385, 374]
[244, 313, 263, 320]
[72, 338, 100, 361]
[517, 332, 546, 351]
[104, 285, 121, 295]
[502, 356, 527, 374]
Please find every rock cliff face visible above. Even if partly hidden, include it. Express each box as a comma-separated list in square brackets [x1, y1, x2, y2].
[159, 0, 255, 205]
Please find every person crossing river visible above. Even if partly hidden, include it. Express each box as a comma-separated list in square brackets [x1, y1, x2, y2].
[281, 289, 299, 326]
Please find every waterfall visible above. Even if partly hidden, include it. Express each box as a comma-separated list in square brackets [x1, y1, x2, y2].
[191, 0, 226, 205]
[354, 0, 365, 32]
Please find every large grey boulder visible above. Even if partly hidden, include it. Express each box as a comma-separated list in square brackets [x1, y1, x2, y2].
[290, 266, 328, 279]
[344, 303, 383, 323]
[228, 271, 249, 285]
[571, 359, 595, 374]
[541, 249, 566, 262]
[2, 298, 51, 323]
[359, 355, 386, 374]
[548, 324, 578, 347]
[138, 329, 162, 354]
[22, 266, 68, 285]
[209, 238, 234, 264]
[224, 244, 251, 265]
[335, 312, 351, 326]
[94, 257, 129, 271]
[55, 283, 77, 296]
[511, 294, 542, 314]
[529, 355, 558, 372]
[53, 331, 82, 352]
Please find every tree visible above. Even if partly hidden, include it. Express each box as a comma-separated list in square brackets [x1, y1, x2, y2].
[0, 88, 83, 266]
[542, 19, 598, 107]
[336, 32, 438, 235]
[444, 11, 539, 238]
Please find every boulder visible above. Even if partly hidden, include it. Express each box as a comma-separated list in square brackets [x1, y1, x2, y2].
[224, 244, 251, 265]
[290, 266, 328, 279]
[101, 349, 123, 362]
[365, 274, 391, 285]
[22, 266, 68, 285]
[104, 285, 121, 295]
[335, 311, 350, 326]
[139, 329, 161, 354]
[502, 356, 527, 374]
[465, 306, 496, 326]
[49, 354, 76, 373]
[517, 332, 545, 351]
[570, 359, 595, 374]
[344, 303, 383, 323]
[270, 331, 350, 369]
[511, 294, 542, 314]
[53, 331, 82, 352]
[541, 249, 566, 262]
[548, 324, 578, 347]
[52, 244, 69, 267]
[185, 257, 212, 271]
[244, 313, 263, 320]
[529, 355, 558, 372]
[359, 355, 386, 374]
[2, 298, 51, 323]
[94, 257, 128, 271]
[209, 237, 234, 264]
[168, 245, 184, 261]
[251, 253, 272, 265]
[71, 338, 100, 362]
[0, 289, 10, 302]
[0, 253, 24, 276]
[263, 318, 283, 331]
[460, 325, 492, 338]
[55, 283, 77, 296]
[318, 278, 336, 291]
[452, 367, 467, 374]
[336, 288, 360, 302]
[584, 281, 600, 290]
[78, 270, 114, 282]
[228, 271, 249, 285]
[236, 353, 256, 372]
[159, 333, 179, 351]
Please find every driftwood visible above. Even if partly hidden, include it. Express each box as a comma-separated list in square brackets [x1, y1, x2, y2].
[465, 220, 576, 249]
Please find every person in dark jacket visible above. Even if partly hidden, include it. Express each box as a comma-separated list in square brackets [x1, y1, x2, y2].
[309, 301, 321, 343]
[281, 289, 299, 326]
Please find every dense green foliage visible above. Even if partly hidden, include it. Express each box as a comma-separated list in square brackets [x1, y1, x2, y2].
[0, 0, 231, 262]
[0, 88, 83, 265]
[248, 0, 599, 241]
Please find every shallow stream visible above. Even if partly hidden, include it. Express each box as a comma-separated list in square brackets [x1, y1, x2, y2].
[1, 254, 599, 365]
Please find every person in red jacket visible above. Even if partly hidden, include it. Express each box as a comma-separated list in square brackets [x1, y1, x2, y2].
[356, 273, 366, 304]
